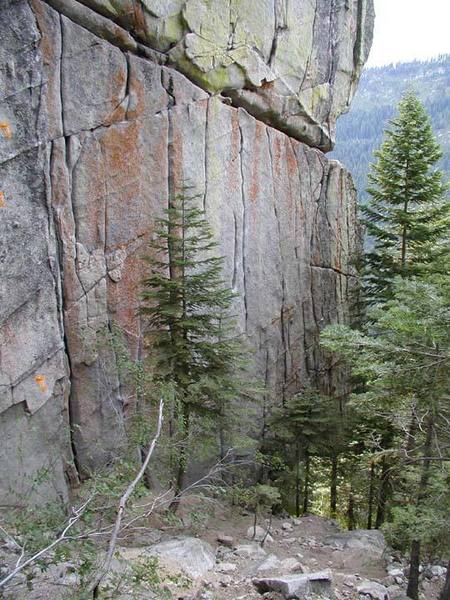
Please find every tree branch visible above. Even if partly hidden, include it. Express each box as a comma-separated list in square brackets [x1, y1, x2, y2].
[90, 398, 164, 596]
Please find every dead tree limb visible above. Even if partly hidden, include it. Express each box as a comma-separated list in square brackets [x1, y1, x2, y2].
[90, 398, 164, 596]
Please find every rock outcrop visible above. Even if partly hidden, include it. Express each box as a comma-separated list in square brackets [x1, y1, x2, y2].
[0, 0, 373, 504]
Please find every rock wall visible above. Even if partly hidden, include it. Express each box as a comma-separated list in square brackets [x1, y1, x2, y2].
[0, 0, 373, 504]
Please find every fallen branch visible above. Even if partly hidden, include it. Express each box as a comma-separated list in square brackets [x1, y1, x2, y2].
[90, 398, 164, 596]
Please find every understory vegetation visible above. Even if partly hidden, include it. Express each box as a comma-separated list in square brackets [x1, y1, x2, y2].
[0, 96, 449, 600]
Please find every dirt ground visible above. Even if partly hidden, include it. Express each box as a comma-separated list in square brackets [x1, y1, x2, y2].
[0, 495, 446, 599]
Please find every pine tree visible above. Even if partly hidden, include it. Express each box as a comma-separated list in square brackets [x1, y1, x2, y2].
[363, 91, 449, 303]
[321, 268, 450, 599]
[140, 191, 246, 506]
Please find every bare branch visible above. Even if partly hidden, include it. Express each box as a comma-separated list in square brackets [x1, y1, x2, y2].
[90, 398, 164, 596]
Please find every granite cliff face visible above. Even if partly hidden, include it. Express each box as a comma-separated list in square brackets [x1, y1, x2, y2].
[0, 0, 374, 504]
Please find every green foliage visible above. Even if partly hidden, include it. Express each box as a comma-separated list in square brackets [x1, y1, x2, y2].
[254, 450, 287, 473]
[322, 273, 450, 411]
[332, 56, 450, 204]
[140, 190, 242, 394]
[271, 389, 337, 454]
[265, 387, 354, 516]
[362, 92, 449, 303]
[321, 270, 450, 554]
[252, 484, 281, 510]
[384, 469, 450, 558]
[229, 482, 281, 514]
[139, 189, 251, 492]
[101, 555, 172, 599]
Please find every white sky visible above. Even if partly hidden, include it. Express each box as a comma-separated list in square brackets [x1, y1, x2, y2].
[367, 0, 450, 67]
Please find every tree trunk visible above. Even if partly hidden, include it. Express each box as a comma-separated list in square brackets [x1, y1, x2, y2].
[439, 559, 450, 600]
[347, 487, 355, 531]
[375, 455, 390, 528]
[367, 461, 375, 529]
[406, 409, 418, 454]
[259, 399, 268, 484]
[252, 510, 258, 540]
[303, 450, 310, 514]
[406, 414, 434, 600]
[219, 422, 226, 462]
[407, 539, 421, 600]
[401, 198, 408, 269]
[330, 454, 338, 518]
[169, 403, 190, 513]
[295, 442, 301, 517]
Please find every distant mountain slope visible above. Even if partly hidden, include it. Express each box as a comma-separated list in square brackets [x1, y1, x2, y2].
[332, 55, 450, 203]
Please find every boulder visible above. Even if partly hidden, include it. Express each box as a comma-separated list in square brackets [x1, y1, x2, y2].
[387, 568, 404, 579]
[356, 580, 390, 600]
[256, 555, 282, 573]
[219, 574, 233, 587]
[147, 537, 215, 579]
[280, 558, 304, 573]
[324, 530, 387, 558]
[431, 565, 446, 577]
[0, 0, 371, 506]
[253, 570, 333, 599]
[43, 0, 374, 150]
[234, 544, 267, 559]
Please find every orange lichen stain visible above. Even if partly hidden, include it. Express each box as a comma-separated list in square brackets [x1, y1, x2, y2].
[0, 122, 13, 139]
[0, 192, 5, 208]
[34, 374, 48, 393]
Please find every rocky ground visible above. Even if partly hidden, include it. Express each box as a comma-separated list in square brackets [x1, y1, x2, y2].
[0, 499, 446, 599]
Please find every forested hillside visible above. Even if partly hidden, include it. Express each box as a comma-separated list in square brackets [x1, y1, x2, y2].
[332, 55, 450, 202]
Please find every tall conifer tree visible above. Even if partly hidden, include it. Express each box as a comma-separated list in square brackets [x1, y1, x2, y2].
[363, 92, 449, 303]
[140, 191, 246, 506]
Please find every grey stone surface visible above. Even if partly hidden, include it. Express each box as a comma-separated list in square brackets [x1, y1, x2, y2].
[0, 0, 370, 503]
[253, 570, 333, 599]
[430, 565, 446, 577]
[216, 562, 237, 573]
[146, 537, 216, 579]
[356, 580, 390, 600]
[280, 558, 304, 573]
[257, 554, 282, 572]
[234, 543, 267, 559]
[324, 530, 387, 559]
[0, 0, 74, 502]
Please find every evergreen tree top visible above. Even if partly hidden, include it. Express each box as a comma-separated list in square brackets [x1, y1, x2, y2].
[362, 91, 449, 304]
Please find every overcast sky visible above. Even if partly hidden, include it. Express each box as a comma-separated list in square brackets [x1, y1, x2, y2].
[367, 0, 450, 67]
